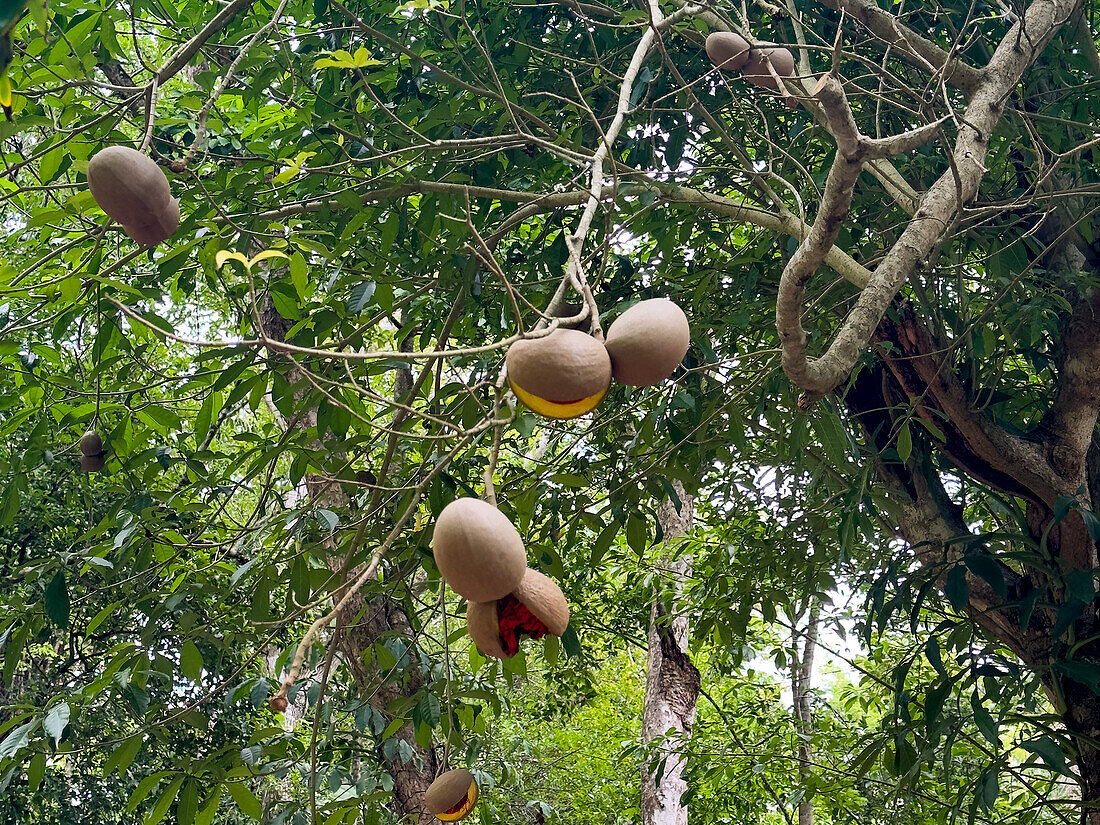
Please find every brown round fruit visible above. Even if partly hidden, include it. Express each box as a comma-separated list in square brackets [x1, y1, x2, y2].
[268, 695, 288, 714]
[705, 31, 751, 71]
[424, 769, 479, 821]
[87, 146, 180, 247]
[80, 454, 105, 473]
[432, 498, 527, 603]
[466, 568, 570, 660]
[743, 46, 795, 91]
[78, 430, 103, 456]
[506, 329, 611, 419]
[604, 299, 690, 387]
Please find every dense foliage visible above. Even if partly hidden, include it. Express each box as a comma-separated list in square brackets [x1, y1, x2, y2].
[2, 0, 1100, 823]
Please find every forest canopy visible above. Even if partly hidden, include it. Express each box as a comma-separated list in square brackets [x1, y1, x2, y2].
[2, 0, 1100, 824]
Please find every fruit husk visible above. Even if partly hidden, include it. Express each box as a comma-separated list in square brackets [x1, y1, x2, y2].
[506, 329, 611, 419]
[79, 430, 103, 456]
[467, 569, 570, 660]
[513, 568, 570, 636]
[80, 454, 105, 473]
[604, 299, 691, 387]
[424, 769, 478, 820]
[87, 146, 180, 247]
[466, 599, 510, 659]
[432, 498, 527, 603]
[705, 31, 751, 71]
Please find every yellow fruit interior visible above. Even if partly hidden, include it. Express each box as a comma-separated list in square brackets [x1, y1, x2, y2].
[436, 780, 479, 821]
[509, 379, 607, 420]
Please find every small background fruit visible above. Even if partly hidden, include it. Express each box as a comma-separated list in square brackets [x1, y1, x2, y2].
[80, 454, 105, 473]
[78, 430, 102, 456]
[743, 46, 795, 91]
[705, 31, 751, 71]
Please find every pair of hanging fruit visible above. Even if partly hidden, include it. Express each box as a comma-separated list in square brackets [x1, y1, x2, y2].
[506, 298, 690, 419]
[78, 429, 104, 473]
[432, 498, 569, 659]
[705, 31, 798, 107]
[425, 769, 479, 821]
[87, 146, 180, 246]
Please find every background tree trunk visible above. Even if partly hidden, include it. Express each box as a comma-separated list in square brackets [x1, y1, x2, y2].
[641, 481, 700, 825]
[260, 300, 437, 824]
[790, 604, 820, 825]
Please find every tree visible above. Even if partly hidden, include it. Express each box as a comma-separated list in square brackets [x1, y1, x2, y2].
[641, 482, 698, 825]
[2, 0, 1100, 821]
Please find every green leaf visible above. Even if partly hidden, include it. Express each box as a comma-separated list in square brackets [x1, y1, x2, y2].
[0, 719, 36, 759]
[964, 553, 1007, 598]
[269, 282, 300, 320]
[348, 281, 376, 314]
[180, 640, 203, 683]
[625, 515, 648, 555]
[177, 780, 200, 825]
[126, 771, 171, 812]
[289, 252, 309, 298]
[44, 571, 69, 629]
[194, 787, 223, 825]
[102, 735, 144, 777]
[144, 775, 185, 825]
[27, 752, 46, 792]
[895, 421, 912, 462]
[561, 624, 581, 658]
[227, 782, 263, 820]
[1021, 736, 1073, 776]
[591, 522, 618, 566]
[944, 565, 968, 611]
[43, 701, 69, 746]
[971, 693, 999, 745]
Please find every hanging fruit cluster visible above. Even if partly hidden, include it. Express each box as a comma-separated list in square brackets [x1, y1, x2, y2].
[506, 298, 690, 419]
[705, 31, 798, 108]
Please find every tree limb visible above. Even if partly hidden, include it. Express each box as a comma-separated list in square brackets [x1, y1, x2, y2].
[778, 0, 1083, 396]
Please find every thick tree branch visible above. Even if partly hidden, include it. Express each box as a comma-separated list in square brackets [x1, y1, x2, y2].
[777, 76, 939, 389]
[1044, 291, 1100, 479]
[816, 0, 984, 95]
[843, 364, 1040, 663]
[778, 0, 1082, 396]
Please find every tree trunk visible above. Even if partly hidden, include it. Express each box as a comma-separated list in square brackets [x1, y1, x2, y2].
[260, 300, 437, 824]
[641, 482, 700, 825]
[790, 604, 820, 825]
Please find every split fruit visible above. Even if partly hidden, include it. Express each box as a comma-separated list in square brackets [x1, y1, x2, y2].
[424, 769, 479, 822]
[87, 146, 180, 246]
[432, 498, 527, 603]
[467, 568, 569, 660]
[604, 298, 690, 387]
[79, 429, 105, 473]
[506, 328, 611, 419]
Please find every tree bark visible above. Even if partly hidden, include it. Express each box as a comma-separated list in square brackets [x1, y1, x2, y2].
[641, 481, 700, 825]
[259, 300, 437, 824]
[790, 604, 819, 825]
